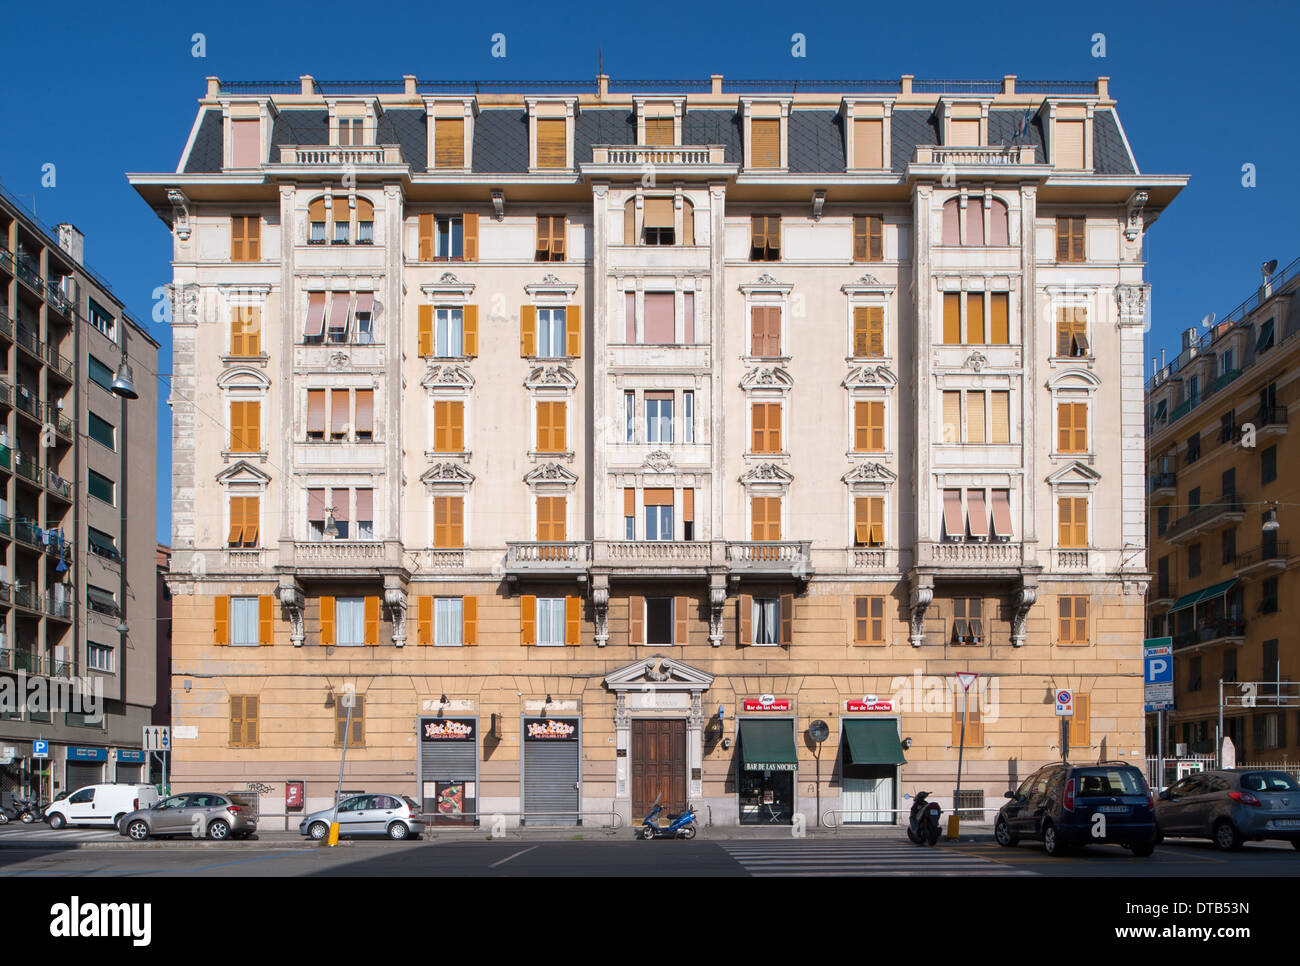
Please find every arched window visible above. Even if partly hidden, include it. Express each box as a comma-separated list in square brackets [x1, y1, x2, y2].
[623, 198, 637, 245]
[355, 198, 374, 245]
[942, 198, 960, 245]
[332, 197, 350, 244]
[988, 198, 1009, 246]
[681, 198, 695, 245]
[307, 194, 376, 246]
[941, 195, 1010, 246]
[308, 197, 327, 245]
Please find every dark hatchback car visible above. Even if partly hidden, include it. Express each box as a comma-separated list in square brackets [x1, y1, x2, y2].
[1155, 769, 1300, 851]
[995, 761, 1157, 856]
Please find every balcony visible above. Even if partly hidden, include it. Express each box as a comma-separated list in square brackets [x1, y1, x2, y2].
[1173, 618, 1247, 652]
[588, 144, 729, 166]
[12, 584, 40, 612]
[46, 592, 74, 622]
[726, 541, 813, 578]
[15, 325, 42, 362]
[917, 539, 1023, 570]
[1235, 541, 1289, 579]
[592, 540, 720, 575]
[46, 471, 72, 501]
[1147, 473, 1177, 501]
[0, 309, 12, 340]
[276, 144, 405, 166]
[284, 540, 402, 578]
[1255, 406, 1288, 440]
[0, 648, 48, 675]
[0, 380, 10, 408]
[504, 541, 591, 577]
[46, 285, 74, 319]
[45, 345, 73, 381]
[1055, 550, 1092, 570]
[1149, 582, 1179, 609]
[14, 386, 39, 422]
[1165, 493, 1245, 545]
[912, 144, 1038, 166]
[1168, 399, 1193, 423]
[12, 451, 43, 487]
[16, 260, 43, 296]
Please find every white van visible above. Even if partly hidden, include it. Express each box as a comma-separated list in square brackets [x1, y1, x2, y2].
[45, 783, 161, 830]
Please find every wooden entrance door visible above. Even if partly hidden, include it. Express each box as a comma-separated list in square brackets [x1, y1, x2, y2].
[632, 719, 686, 817]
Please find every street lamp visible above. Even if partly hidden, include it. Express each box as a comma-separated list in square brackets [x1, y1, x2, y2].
[1262, 506, 1279, 532]
[110, 355, 139, 399]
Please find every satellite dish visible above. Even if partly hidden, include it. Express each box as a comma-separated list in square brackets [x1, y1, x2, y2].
[809, 719, 829, 743]
[1263, 259, 1279, 276]
[1199, 312, 1215, 329]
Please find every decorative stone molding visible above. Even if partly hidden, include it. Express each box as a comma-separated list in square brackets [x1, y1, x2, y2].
[167, 189, 192, 241]
[328, 352, 350, 370]
[909, 574, 934, 647]
[524, 364, 578, 390]
[1010, 581, 1037, 647]
[215, 460, 272, 485]
[278, 581, 306, 647]
[708, 577, 727, 647]
[642, 450, 673, 472]
[811, 189, 826, 222]
[1114, 283, 1150, 327]
[490, 189, 505, 221]
[384, 585, 408, 647]
[740, 462, 794, 485]
[524, 275, 579, 298]
[421, 276, 476, 301]
[1124, 190, 1149, 242]
[421, 462, 475, 485]
[524, 462, 579, 485]
[739, 275, 793, 295]
[842, 462, 897, 484]
[592, 580, 610, 647]
[842, 364, 898, 388]
[420, 364, 475, 390]
[740, 366, 794, 391]
[963, 351, 989, 372]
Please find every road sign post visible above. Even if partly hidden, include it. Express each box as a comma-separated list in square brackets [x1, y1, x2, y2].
[951, 672, 979, 838]
[1144, 638, 1174, 783]
[1055, 690, 1074, 762]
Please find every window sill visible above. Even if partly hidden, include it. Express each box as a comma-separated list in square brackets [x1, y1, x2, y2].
[426, 450, 471, 461]
[222, 450, 268, 462]
[418, 353, 473, 362]
[300, 341, 381, 349]
[528, 450, 575, 462]
[304, 438, 380, 445]
[524, 354, 577, 363]
[1048, 355, 1095, 367]
[741, 355, 791, 365]
[747, 451, 789, 459]
[846, 450, 892, 459]
[846, 355, 892, 364]
[1049, 452, 1095, 464]
[222, 354, 269, 366]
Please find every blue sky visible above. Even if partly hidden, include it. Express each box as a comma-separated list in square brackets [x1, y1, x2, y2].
[3, 0, 1298, 544]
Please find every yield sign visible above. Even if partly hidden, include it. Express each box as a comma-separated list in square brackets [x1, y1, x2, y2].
[955, 672, 979, 691]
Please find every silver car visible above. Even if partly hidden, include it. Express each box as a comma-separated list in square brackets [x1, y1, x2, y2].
[299, 793, 424, 841]
[1156, 769, 1300, 850]
[120, 792, 257, 841]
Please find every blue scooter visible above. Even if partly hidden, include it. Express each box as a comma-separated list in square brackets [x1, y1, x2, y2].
[637, 797, 698, 840]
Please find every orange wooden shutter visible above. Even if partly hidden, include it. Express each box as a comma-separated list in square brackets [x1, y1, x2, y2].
[854, 597, 869, 645]
[1069, 693, 1091, 746]
[566, 304, 581, 357]
[738, 594, 753, 645]
[462, 212, 479, 262]
[868, 496, 884, 546]
[520, 305, 537, 357]
[965, 292, 985, 344]
[536, 215, 552, 258]
[629, 595, 645, 645]
[750, 118, 780, 167]
[674, 596, 690, 645]
[258, 595, 274, 645]
[214, 596, 230, 645]
[319, 596, 335, 646]
[853, 305, 883, 356]
[943, 293, 961, 344]
[520, 595, 536, 645]
[854, 497, 872, 546]
[417, 596, 433, 645]
[449, 496, 464, 547]
[644, 116, 675, 146]
[565, 595, 581, 646]
[536, 118, 566, 168]
[462, 304, 478, 357]
[245, 215, 260, 260]
[853, 118, 883, 169]
[363, 595, 380, 646]
[1073, 498, 1088, 547]
[418, 213, 435, 261]
[1072, 596, 1088, 643]
[990, 293, 1009, 344]
[434, 118, 465, 168]
[1056, 119, 1085, 169]
[418, 305, 433, 356]
[966, 391, 986, 444]
[780, 593, 794, 646]
[462, 596, 478, 646]
[229, 696, 243, 746]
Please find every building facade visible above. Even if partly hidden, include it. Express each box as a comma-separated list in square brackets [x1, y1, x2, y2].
[132, 73, 1184, 829]
[0, 187, 160, 804]
[1145, 257, 1300, 763]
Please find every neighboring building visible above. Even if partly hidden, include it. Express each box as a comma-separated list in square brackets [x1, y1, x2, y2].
[1145, 257, 1300, 763]
[154, 544, 172, 728]
[0, 185, 160, 804]
[131, 73, 1184, 829]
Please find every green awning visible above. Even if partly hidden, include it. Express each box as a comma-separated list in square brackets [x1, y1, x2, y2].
[739, 719, 798, 772]
[843, 719, 906, 765]
[1256, 319, 1275, 352]
[87, 529, 118, 556]
[1168, 578, 1237, 615]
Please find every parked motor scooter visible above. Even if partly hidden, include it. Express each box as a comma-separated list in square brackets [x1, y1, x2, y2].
[0, 797, 39, 825]
[907, 791, 942, 846]
[636, 798, 698, 840]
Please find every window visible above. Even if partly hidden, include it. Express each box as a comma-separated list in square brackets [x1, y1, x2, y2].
[752, 401, 782, 453]
[230, 116, 261, 166]
[644, 488, 674, 541]
[1188, 542, 1202, 579]
[87, 643, 115, 673]
[952, 690, 983, 746]
[1256, 712, 1284, 752]
[854, 496, 884, 547]
[1219, 410, 1236, 444]
[854, 597, 885, 645]
[943, 292, 1011, 346]
[624, 391, 635, 443]
[624, 487, 635, 539]
[1260, 578, 1278, 614]
[1157, 506, 1169, 536]
[536, 597, 567, 646]
[88, 412, 116, 450]
[1262, 639, 1280, 690]
[1188, 486, 1201, 510]
[749, 305, 782, 357]
[337, 117, 365, 146]
[853, 400, 885, 452]
[433, 400, 465, 453]
[229, 696, 259, 748]
[536, 215, 566, 261]
[752, 597, 781, 645]
[1067, 694, 1091, 747]
[434, 598, 463, 647]
[1055, 216, 1085, 262]
[853, 306, 884, 357]
[751, 496, 781, 541]
[1223, 647, 1238, 684]
[229, 305, 261, 356]
[750, 215, 781, 261]
[229, 597, 261, 647]
[306, 389, 374, 443]
[749, 119, 781, 168]
[1261, 445, 1277, 486]
[1058, 596, 1088, 645]
[433, 495, 464, 548]
[536, 495, 566, 542]
[853, 215, 883, 262]
[231, 215, 260, 262]
[1057, 401, 1088, 453]
[535, 308, 568, 358]
[645, 394, 673, 445]
[536, 118, 567, 169]
[536, 400, 567, 453]
[684, 391, 694, 444]
[89, 355, 114, 391]
[683, 488, 695, 541]
[641, 293, 676, 344]
[416, 306, 471, 358]
[644, 115, 675, 146]
[851, 117, 883, 168]
[1221, 527, 1237, 566]
[88, 469, 115, 505]
[1055, 306, 1089, 357]
[434, 117, 465, 168]
[227, 494, 260, 547]
[1185, 433, 1201, 465]
[645, 598, 674, 646]
[334, 693, 364, 746]
[87, 527, 120, 562]
[642, 197, 675, 245]
[88, 299, 116, 340]
[951, 598, 983, 644]
[1188, 656, 1202, 692]
[1057, 496, 1088, 548]
[941, 390, 1009, 444]
[229, 400, 260, 453]
[86, 585, 119, 617]
[436, 216, 462, 259]
[332, 597, 367, 647]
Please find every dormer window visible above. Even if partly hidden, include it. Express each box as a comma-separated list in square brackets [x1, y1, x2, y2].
[645, 116, 675, 146]
[637, 99, 682, 147]
[338, 117, 365, 146]
[230, 116, 262, 168]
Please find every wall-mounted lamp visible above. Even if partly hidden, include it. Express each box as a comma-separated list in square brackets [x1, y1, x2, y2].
[184, 680, 192, 693]
[439, 694, 448, 705]
[545, 694, 553, 705]
[902, 737, 913, 750]
[1263, 506, 1280, 532]
[722, 737, 731, 750]
[111, 355, 139, 399]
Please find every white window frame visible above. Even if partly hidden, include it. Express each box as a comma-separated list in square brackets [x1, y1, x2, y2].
[434, 597, 463, 647]
[218, 368, 270, 461]
[1053, 486, 1094, 550]
[334, 596, 366, 647]
[848, 392, 890, 456]
[1048, 369, 1100, 462]
[646, 396, 674, 444]
[229, 596, 260, 647]
[535, 597, 567, 647]
[846, 298, 890, 360]
[87, 642, 115, 673]
[435, 307, 464, 358]
[683, 390, 695, 444]
[535, 306, 568, 359]
[1045, 286, 1097, 360]
[746, 391, 787, 457]
[644, 502, 675, 542]
[423, 468, 474, 550]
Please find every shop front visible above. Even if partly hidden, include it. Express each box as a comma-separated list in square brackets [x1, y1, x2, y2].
[418, 716, 478, 825]
[736, 716, 798, 825]
[522, 717, 580, 826]
[839, 711, 906, 824]
[65, 746, 107, 792]
[114, 748, 147, 783]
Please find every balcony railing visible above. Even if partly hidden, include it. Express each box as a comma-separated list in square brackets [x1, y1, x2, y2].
[14, 386, 39, 420]
[1150, 582, 1178, 606]
[13, 585, 40, 611]
[589, 144, 727, 166]
[913, 144, 1038, 166]
[293, 540, 385, 563]
[1256, 406, 1288, 433]
[726, 541, 813, 575]
[0, 309, 12, 340]
[505, 542, 591, 572]
[46, 592, 74, 621]
[45, 402, 73, 437]
[1165, 493, 1246, 542]
[1173, 618, 1247, 650]
[12, 451, 42, 485]
[1056, 550, 1091, 569]
[1147, 472, 1177, 496]
[45, 344, 73, 380]
[46, 471, 72, 500]
[1235, 541, 1289, 577]
[277, 144, 404, 166]
[926, 540, 1023, 566]
[0, 380, 10, 407]
[46, 286, 74, 317]
[595, 540, 717, 566]
[16, 261, 43, 295]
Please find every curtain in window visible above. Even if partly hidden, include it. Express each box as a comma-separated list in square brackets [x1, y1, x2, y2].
[754, 599, 780, 644]
[537, 598, 565, 646]
[435, 598, 463, 646]
[230, 597, 260, 646]
[436, 309, 463, 356]
[355, 489, 374, 539]
[335, 598, 365, 645]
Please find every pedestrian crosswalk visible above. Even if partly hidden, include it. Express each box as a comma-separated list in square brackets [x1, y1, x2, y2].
[720, 839, 1038, 877]
[0, 826, 120, 843]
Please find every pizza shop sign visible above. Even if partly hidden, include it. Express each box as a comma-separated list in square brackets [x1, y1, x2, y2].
[525, 718, 578, 741]
[743, 695, 791, 712]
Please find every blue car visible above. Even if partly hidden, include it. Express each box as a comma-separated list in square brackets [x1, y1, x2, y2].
[995, 761, 1157, 856]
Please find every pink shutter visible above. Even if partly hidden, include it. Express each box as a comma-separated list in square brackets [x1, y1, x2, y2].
[942, 199, 960, 245]
[966, 489, 989, 539]
[684, 291, 695, 344]
[231, 118, 260, 167]
[331, 488, 350, 522]
[991, 490, 1013, 538]
[328, 293, 350, 329]
[354, 292, 374, 315]
[942, 489, 964, 539]
[355, 389, 374, 434]
[967, 200, 985, 246]
[330, 390, 349, 435]
[308, 488, 326, 522]
[989, 199, 1009, 246]
[304, 293, 327, 337]
[355, 488, 373, 524]
[307, 390, 326, 434]
[644, 292, 675, 344]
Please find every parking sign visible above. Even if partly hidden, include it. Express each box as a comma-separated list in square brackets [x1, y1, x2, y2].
[33, 740, 49, 759]
[1055, 690, 1073, 716]
[1144, 637, 1174, 712]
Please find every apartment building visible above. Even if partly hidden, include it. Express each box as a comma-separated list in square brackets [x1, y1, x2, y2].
[1145, 257, 1299, 762]
[131, 73, 1184, 828]
[0, 186, 160, 805]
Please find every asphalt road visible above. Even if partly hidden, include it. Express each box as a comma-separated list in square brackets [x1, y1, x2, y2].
[0, 831, 1296, 876]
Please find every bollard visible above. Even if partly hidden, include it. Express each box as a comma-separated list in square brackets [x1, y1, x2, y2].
[326, 822, 340, 846]
[947, 814, 960, 839]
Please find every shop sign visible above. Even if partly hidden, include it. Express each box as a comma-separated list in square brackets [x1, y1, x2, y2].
[422, 718, 476, 741]
[115, 749, 147, 763]
[67, 746, 108, 762]
[525, 718, 579, 741]
[742, 695, 790, 712]
[846, 696, 895, 712]
[746, 761, 798, 772]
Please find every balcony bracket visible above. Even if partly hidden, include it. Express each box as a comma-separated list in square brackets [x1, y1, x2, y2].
[908, 574, 934, 648]
[592, 576, 610, 647]
[708, 575, 728, 647]
[278, 580, 305, 647]
[384, 582, 408, 647]
[1011, 579, 1038, 648]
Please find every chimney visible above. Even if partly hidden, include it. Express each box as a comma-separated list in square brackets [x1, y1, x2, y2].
[900, 74, 913, 96]
[1160, 348, 1166, 369]
[598, 74, 609, 98]
[205, 76, 221, 99]
[1002, 75, 1016, 95]
[56, 224, 85, 265]
[710, 74, 723, 96]
[1181, 327, 1199, 351]
[300, 74, 315, 96]
[1096, 76, 1110, 99]
[403, 75, 418, 98]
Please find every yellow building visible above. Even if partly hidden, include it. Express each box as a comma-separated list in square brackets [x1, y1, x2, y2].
[130, 73, 1185, 829]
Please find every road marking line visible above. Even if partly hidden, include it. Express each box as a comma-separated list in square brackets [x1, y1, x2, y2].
[489, 845, 538, 868]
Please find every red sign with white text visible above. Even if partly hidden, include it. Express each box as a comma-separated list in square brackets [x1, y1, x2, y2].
[743, 698, 791, 712]
[846, 699, 895, 712]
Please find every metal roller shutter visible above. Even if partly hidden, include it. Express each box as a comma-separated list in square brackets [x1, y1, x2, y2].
[65, 762, 102, 794]
[418, 718, 478, 823]
[114, 764, 142, 783]
[523, 718, 580, 826]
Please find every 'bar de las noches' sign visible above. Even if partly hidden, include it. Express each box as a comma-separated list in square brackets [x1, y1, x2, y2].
[846, 696, 896, 712]
[743, 695, 791, 712]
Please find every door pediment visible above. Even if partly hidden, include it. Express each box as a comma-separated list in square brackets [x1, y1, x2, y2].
[604, 655, 715, 691]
